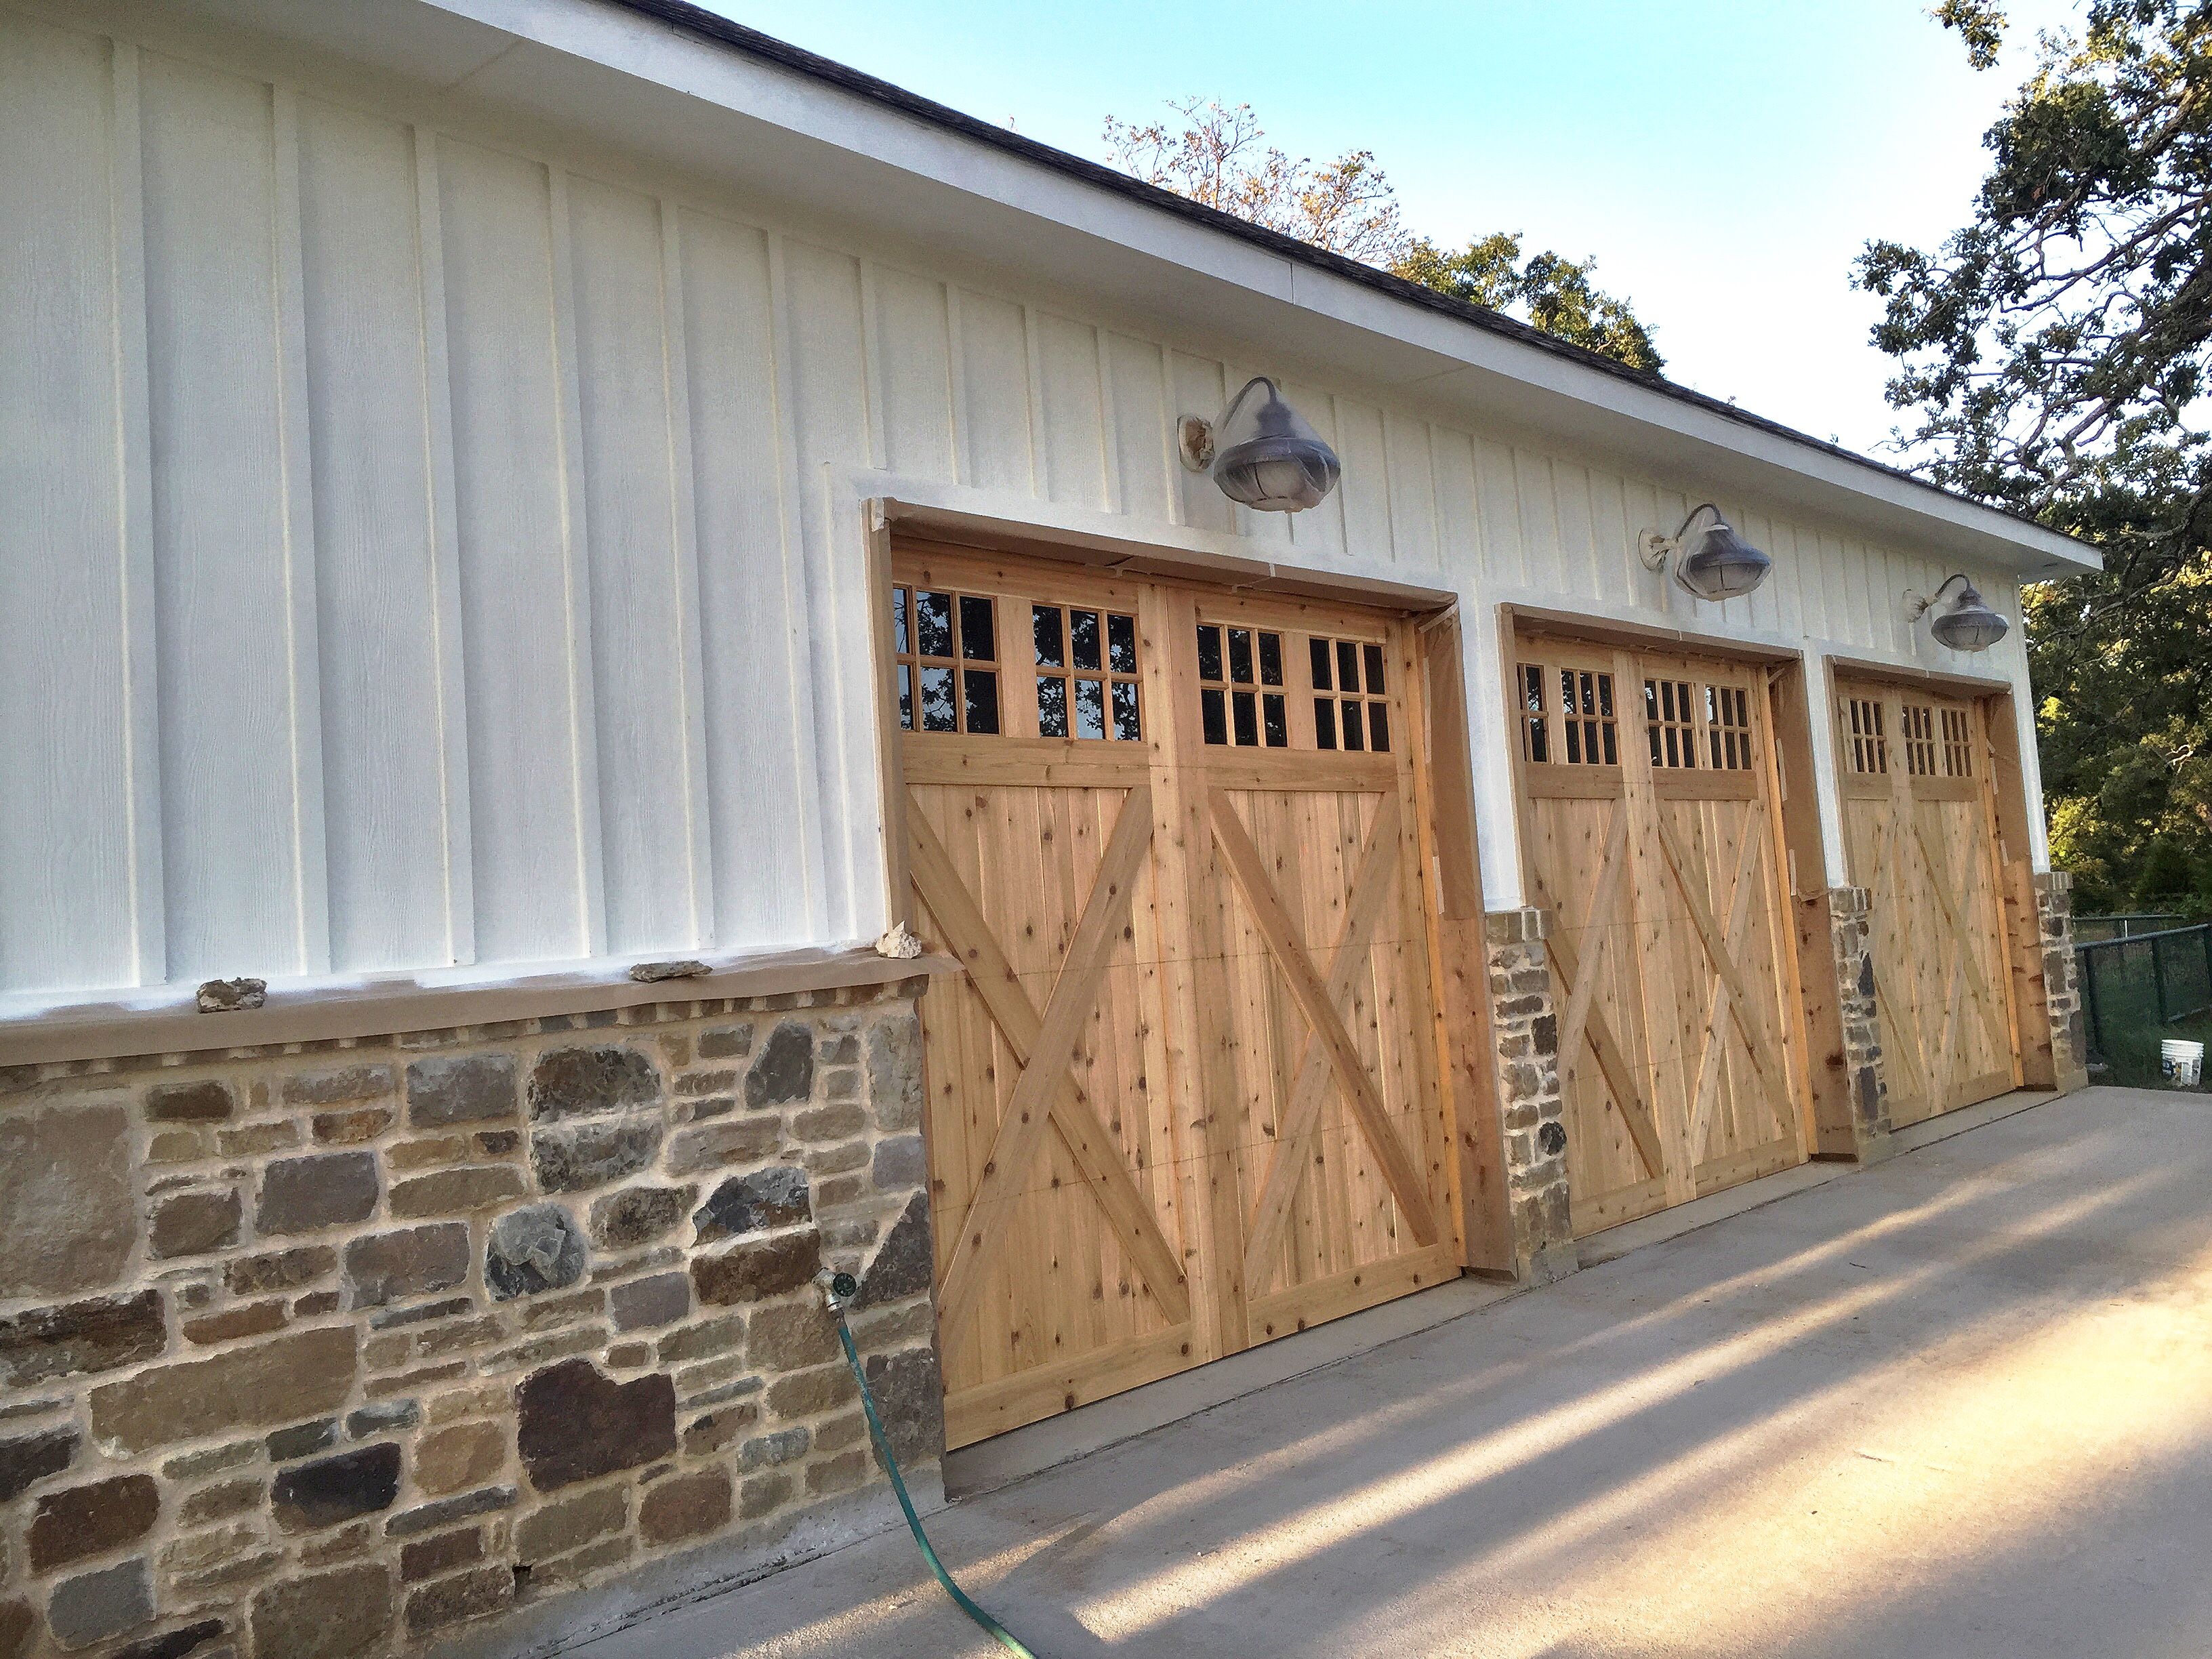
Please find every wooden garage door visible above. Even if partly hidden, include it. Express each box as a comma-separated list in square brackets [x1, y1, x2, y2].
[1511, 634, 1811, 1235]
[890, 544, 1456, 1448]
[1834, 679, 2020, 1126]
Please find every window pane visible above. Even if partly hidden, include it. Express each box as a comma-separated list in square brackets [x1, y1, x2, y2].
[1710, 729, 1723, 769]
[1363, 642, 1386, 695]
[1228, 627, 1254, 684]
[1197, 625, 1223, 683]
[1038, 674, 1069, 737]
[1526, 714, 1549, 764]
[1111, 679, 1142, 741]
[1232, 690, 1258, 747]
[1341, 699, 1364, 751]
[1075, 676, 1106, 739]
[892, 586, 909, 654]
[1258, 632, 1284, 687]
[897, 663, 913, 731]
[1311, 637, 1333, 690]
[920, 665, 956, 731]
[1521, 663, 1544, 712]
[1033, 605, 1065, 668]
[1566, 718, 1584, 764]
[1647, 724, 1661, 766]
[959, 594, 996, 661]
[1071, 609, 1101, 671]
[1314, 697, 1337, 749]
[964, 669, 999, 733]
[1107, 613, 1137, 674]
[1597, 674, 1615, 719]
[1368, 701, 1389, 752]
[1338, 640, 1361, 693]
[1601, 722, 1616, 765]
[1202, 687, 1229, 746]
[1263, 693, 1287, 747]
[916, 590, 952, 658]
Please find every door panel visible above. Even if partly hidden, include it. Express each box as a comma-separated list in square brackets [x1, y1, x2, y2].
[1512, 636, 1809, 1235]
[1835, 680, 2019, 1126]
[894, 547, 1457, 1446]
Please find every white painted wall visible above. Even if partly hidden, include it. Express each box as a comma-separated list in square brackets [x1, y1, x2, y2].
[0, 3, 2044, 1008]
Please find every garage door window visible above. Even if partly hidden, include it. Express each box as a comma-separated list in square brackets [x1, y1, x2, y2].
[893, 587, 1000, 734]
[1843, 697, 1888, 775]
[1197, 623, 1287, 748]
[1038, 605, 1142, 741]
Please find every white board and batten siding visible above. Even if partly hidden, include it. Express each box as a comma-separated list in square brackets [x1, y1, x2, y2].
[0, 4, 2038, 1011]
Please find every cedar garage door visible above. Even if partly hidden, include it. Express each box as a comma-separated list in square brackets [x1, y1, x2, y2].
[1834, 678, 2020, 1126]
[1510, 631, 1813, 1235]
[889, 544, 1458, 1448]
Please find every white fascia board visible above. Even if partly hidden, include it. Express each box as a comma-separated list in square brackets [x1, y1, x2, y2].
[222, 0, 2098, 579]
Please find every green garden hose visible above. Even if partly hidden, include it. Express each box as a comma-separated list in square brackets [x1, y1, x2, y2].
[821, 1271, 1040, 1658]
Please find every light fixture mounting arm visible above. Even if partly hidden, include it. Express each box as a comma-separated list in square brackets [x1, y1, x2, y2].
[1639, 501, 1723, 571]
[1905, 571, 1974, 621]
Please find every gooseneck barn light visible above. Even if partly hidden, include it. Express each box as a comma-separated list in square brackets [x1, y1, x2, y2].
[1178, 376, 1341, 512]
[1638, 502, 1773, 601]
[1908, 572, 2010, 651]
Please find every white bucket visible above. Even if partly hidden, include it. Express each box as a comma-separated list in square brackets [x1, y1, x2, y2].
[2163, 1038, 2205, 1088]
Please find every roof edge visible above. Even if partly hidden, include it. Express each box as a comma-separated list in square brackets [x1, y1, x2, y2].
[596, 0, 2092, 571]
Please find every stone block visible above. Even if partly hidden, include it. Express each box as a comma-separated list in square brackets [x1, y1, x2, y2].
[268, 1418, 341, 1460]
[609, 1272, 689, 1332]
[392, 1164, 529, 1217]
[180, 1300, 287, 1346]
[177, 1475, 262, 1525]
[738, 1427, 808, 1471]
[144, 1080, 232, 1123]
[638, 1468, 731, 1546]
[515, 1359, 675, 1492]
[384, 1485, 515, 1536]
[663, 1119, 779, 1177]
[738, 1470, 792, 1519]
[255, 1153, 379, 1235]
[407, 1054, 517, 1128]
[343, 1224, 470, 1309]
[0, 1600, 30, 1659]
[866, 1020, 922, 1132]
[106, 1618, 224, 1659]
[226, 1244, 334, 1297]
[865, 1347, 945, 1465]
[486, 1204, 588, 1300]
[89, 1326, 356, 1455]
[530, 1121, 661, 1195]
[697, 1023, 753, 1059]
[285, 1064, 396, 1107]
[692, 1166, 811, 1244]
[249, 1563, 393, 1659]
[527, 1047, 660, 1122]
[415, 1420, 507, 1496]
[766, 1363, 856, 1419]
[588, 1184, 694, 1250]
[683, 1402, 756, 1455]
[657, 1314, 743, 1364]
[405, 1562, 513, 1637]
[27, 1474, 159, 1572]
[47, 1557, 152, 1650]
[870, 1134, 926, 1191]
[692, 1229, 821, 1306]
[271, 1443, 402, 1532]
[0, 1102, 135, 1296]
[0, 1291, 165, 1387]
[857, 1193, 933, 1308]
[805, 1450, 868, 1496]
[314, 1107, 394, 1145]
[514, 1485, 626, 1561]
[747, 1302, 839, 1371]
[147, 1190, 241, 1261]
[745, 1023, 815, 1108]
[0, 1428, 78, 1501]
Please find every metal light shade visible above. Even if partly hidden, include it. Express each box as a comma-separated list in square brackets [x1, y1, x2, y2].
[1929, 579, 2009, 651]
[1210, 377, 1341, 512]
[1674, 515, 1772, 601]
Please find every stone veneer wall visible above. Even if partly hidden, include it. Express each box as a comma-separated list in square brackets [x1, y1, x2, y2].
[0, 979, 937, 1659]
[1483, 909, 1576, 1284]
[1822, 886, 1893, 1159]
[2034, 870, 2090, 1087]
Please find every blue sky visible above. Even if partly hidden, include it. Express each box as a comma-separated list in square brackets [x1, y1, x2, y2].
[705, 0, 2081, 458]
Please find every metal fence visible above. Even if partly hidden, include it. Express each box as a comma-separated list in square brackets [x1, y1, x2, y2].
[2076, 923, 2212, 1084]
[2072, 911, 2188, 943]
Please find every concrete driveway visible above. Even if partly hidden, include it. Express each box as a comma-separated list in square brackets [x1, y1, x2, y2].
[578, 1086, 2212, 1658]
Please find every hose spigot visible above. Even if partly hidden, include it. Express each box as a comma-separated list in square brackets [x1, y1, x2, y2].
[815, 1268, 859, 1314]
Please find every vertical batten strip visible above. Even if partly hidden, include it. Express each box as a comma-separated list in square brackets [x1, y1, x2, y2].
[269, 86, 331, 975]
[109, 39, 167, 989]
[857, 259, 888, 472]
[546, 168, 609, 958]
[1019, 304, 1047, 498]
[656, 199, 716, 946]
[1094, 326, 1123, 516]
[763, 232, 832, 939]
[1155, 340, 1186, 529]
[409, 125, 476, 966]
[943, 285, 970, 488]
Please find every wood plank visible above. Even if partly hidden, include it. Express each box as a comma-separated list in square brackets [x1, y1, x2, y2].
[1245, 1240, 1459, 1344]
[1553, 807, 1629, 1089]
[1683, 813, 1768, 1159]
[1206, 787, 1441, 1246]
[945, 1325, 1193, 1449]
[1911, 817, 2012, 1061]
[1241, 793, 1406, 1292]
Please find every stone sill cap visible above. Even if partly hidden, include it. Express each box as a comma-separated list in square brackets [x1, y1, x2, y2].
[0, 944, 959, 1070]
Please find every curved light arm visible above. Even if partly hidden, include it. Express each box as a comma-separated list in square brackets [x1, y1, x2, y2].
[1906, 571, 1975, 619]
[1639, 501, 1723, 571]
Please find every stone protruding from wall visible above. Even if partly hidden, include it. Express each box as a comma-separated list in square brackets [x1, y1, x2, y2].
[1483, 907, 1576, 1284]
[2034, 869, 2091, 1089]
[0, 977, 935, 1659]
[1824, 886, 1895, 1162]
